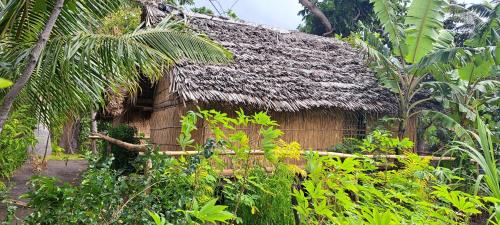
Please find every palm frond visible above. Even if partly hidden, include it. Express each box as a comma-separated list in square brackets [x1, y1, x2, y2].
[15, 25, 231, 125]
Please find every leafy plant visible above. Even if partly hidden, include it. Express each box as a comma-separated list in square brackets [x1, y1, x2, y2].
[105, 124, 139, 173]
[0, 107, 36, 178]
[449, 115, 500, 223]
[0, 0, 232, 133]
[21, 109, 494, 225]
[179, 198, 235, 224]
[353, 0, 499, 141]
[0, 78, 12, 89]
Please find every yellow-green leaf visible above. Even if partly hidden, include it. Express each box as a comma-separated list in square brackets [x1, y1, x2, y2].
[0, 78, 12, 89]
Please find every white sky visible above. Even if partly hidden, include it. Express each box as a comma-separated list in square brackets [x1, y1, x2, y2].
[193, 0, 489, 30]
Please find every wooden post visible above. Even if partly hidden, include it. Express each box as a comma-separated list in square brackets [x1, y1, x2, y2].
[90, 111, 98, 154]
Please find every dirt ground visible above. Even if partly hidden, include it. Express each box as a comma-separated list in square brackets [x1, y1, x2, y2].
[0, 160, 88, 225]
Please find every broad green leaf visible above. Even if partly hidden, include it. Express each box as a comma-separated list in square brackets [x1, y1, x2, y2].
[191, 199, 235, 224]
[405, 0, 447, 64]
[457, 57, 493, 81]
[370, 0, 406, 56]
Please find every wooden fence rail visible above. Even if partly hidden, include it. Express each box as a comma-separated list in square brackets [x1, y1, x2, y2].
[90, 133, 456, 161]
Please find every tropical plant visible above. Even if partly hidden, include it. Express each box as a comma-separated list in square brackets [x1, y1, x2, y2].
[21, 109, 494, 224]
[298, 0, 407, 37]
[353, 0, 499, 141]
[427, 2, 500, 129]
[0, 106, 36, 178]
[0, 0, 231, 133]
[0, 78, 12, 89]
[449, 115, 499, 223]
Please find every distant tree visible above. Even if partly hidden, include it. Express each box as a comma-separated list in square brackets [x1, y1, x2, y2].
[445, 0, 498, 46]
[191, 5, 239, 20]
[226, 9, 239, 20]
[165, 0, 195, 6]
[192, 6, 214, 16]
[298, 0, 408, 37]
[298, 0, 333, 36]
[298, 0, 380, 37]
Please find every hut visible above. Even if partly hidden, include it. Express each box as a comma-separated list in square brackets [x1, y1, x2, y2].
[110, 3, 416, 152]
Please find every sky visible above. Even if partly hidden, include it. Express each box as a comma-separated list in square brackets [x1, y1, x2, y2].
[193, 0, 487, 30]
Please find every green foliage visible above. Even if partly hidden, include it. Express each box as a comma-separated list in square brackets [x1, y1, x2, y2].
[191, 6, 214, 16]
[0, 0, 232, 127]
[294, 152, 487, 225]
[98, 4, 141, 35]
[449, 115, 500, 223]
[0, 78, 12, 89]
[21, 110, 493, 224]
[180, 198, 236, 224]
[360, 130, 414, 154]
[105, 124, 139, 173]
[0, 184, 17, 225]
[0, 107, 36, 178]
[404, 0, 447, 63]
[298, 0, 385, 37]
[226, 10, 239, 20]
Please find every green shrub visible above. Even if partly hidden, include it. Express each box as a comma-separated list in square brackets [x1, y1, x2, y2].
[104, 124, 139, 173]
[0, 108, 36, 178]
[22, 109, 491, 225]
[328, 138, 363, 153]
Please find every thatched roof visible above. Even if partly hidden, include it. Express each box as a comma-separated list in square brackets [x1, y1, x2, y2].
[141, 2, 398, 114]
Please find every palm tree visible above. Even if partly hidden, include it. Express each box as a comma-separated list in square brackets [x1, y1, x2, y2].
[354, 0, 498, 144]
[0, 0, 231, 133]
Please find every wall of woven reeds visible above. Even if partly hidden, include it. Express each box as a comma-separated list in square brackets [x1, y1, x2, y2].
[149, 104, 383, 151]
[112, 109, 151, 137]
[147, 75, 417, 152]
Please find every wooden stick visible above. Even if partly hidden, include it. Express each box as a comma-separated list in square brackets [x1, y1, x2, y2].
[90, 134, 455, 161]
[91, 133, 148, 152]
[140, 150, 455, 161]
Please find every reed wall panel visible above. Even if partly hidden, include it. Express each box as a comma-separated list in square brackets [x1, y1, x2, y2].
[113, 110, 151, 137]
[149, 74, 417, 152]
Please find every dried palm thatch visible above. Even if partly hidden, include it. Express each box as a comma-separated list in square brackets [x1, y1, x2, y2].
[138, 2, 397, 114]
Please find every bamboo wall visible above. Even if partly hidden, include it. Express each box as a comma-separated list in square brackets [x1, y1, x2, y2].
[150, 105, 380, 152]
[112, 109, 151, 137]
[146, 76, 418, 152]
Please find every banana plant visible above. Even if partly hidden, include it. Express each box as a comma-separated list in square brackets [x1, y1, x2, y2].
[354, 0, 498, 142]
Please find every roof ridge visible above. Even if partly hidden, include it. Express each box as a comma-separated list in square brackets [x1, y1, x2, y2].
[182, 11, 292, 34]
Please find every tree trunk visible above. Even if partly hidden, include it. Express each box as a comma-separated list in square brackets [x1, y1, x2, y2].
[59, 119, 81, 154]
[298, 0, 333, 36]
[0, 0, 66, 134]
[396, 118, 406, 155]
[90, 111, 98, 154]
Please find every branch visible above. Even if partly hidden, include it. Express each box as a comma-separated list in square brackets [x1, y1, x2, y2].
[298, 0, 333, 36]
[92, 133, 148, 152]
